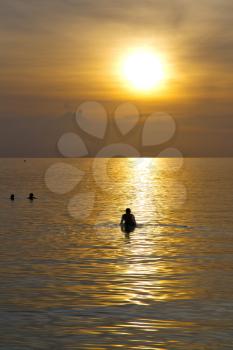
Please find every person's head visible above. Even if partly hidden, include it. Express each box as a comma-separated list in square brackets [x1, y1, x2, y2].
[10, 194, 14, 200]
[29, 193, 33, 197]
[126, 208, 131, 214]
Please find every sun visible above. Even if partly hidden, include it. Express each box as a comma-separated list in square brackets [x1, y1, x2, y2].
[121, 48, 167, 93]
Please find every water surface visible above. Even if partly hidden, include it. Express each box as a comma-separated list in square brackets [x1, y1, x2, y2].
[0, 158, 233, 349]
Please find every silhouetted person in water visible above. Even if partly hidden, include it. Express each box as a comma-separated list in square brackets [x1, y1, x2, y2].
[28, 193, 37, 200]
[120, 208, 136, 233]
[10, 194, 15, 201]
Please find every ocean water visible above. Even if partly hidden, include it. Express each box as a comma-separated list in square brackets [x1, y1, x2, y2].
[0, 158, 233, 349]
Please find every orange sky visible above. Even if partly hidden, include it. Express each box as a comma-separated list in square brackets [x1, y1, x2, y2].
[1, 0, 233, 100]
[0, 0, 233, 156]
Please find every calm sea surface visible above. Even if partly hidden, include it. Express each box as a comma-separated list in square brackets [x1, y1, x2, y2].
[0, 158, 233, 349]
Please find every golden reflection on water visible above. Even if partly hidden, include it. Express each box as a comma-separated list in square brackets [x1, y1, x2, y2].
[1, 159, 232, 349]
[109, 157, 186, 223]
[93, 158, 193, 306]
[131, 158, 157, 217]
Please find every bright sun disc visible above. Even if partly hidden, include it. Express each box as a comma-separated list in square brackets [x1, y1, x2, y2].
[122, 49, 166, 92]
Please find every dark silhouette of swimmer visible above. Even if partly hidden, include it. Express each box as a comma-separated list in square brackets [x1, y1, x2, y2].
[120, 208, 136, 233]
[10, 194, 15, 201]
[28, 193, 37, 200]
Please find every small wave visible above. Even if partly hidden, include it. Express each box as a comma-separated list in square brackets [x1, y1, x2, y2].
[93, 222, 193, 230]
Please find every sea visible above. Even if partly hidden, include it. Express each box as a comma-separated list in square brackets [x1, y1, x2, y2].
[0, 158, 232, 349]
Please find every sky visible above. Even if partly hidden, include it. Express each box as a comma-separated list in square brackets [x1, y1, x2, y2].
[0, 0, 233, 156]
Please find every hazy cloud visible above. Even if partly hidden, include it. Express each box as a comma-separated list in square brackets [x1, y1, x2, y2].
[0, 0, 233, 155]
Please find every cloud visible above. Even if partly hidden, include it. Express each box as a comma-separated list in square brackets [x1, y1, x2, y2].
[0, 0, 187, 34]
[0, 0, 233, 156]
